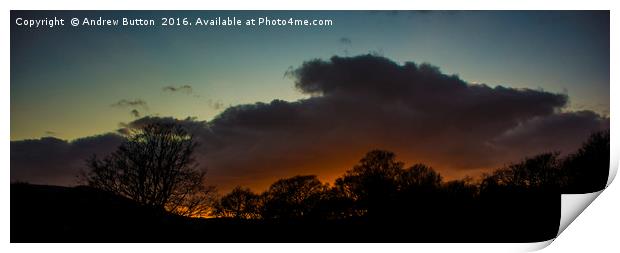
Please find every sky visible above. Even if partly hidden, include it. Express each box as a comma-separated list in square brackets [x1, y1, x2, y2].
[11, 11, 609, 191]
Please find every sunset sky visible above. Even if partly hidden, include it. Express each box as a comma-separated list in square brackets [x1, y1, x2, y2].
[11, 11, 609, 191]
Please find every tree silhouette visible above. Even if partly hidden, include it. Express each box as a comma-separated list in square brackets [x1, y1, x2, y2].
[215, 186, 261, 219]
[28, 129, 604, 242]
[166, 183, 217, 218]
[395, 164, 443, 215]
[337, 150, 404, 217]
[442, 177, 477, 200]
[314, 184, 359, 219]
[562, 130, 610, 193]
[399, 163, 442, 191]
[262, 175, 328, 219]
[480, 152, 562, 194]
[83, 123, 211, 216]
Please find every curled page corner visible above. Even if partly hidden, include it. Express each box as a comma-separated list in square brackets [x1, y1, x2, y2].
[524, 238, 555, 252]
[556, 157, 617, 240]
[606, 159, 618, 187]
[558, 190, 604, 236]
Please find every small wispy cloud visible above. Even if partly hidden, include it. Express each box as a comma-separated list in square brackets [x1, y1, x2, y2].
[163, 85, 193, 94]
[206, 99, 225, 110]
[111, 99, 148, 109]
[111, 99, 148, 118]
[339, 37, 352, 46]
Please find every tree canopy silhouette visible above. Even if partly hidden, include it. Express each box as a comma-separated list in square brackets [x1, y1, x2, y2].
[336, 150, 403, 215]
[262, 175, 329, 219]
[562, 130, 610, 193]
[399, 163, 442, 192]
[479, 131, 610, 195]
[480, 152, 563, 194]
[215, 186, 261, 219]
[83, 123, 213, 216]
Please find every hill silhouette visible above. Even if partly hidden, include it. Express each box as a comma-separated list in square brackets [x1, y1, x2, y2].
[11, 183, 183, 242]
[11, 182, 558, 242]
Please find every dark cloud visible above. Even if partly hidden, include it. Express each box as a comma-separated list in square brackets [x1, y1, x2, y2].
[492, 111, 609, 155]
[111, 99, 148, 110]
[163, 85, 193, 94]
[339, 37, 352, 46]
[196, 55, 606, 189]
[130, 109, 141, 118]
[10, 55, 608, 191]
[11, 134, 123, 185]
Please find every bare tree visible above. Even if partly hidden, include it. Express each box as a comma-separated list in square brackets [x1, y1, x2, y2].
[166, 183, 217, 218]
[83, 123, 213, 216]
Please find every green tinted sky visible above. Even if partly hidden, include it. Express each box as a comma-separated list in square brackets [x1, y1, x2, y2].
[11, 11, 609, 140]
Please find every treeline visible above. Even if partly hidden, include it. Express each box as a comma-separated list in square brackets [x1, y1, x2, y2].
[75, 123, 609, 241]
[213, 131, 609, 220]
[12, 123, 608, 242]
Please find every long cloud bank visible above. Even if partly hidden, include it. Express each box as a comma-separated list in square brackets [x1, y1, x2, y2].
[11, 55, 609, 191]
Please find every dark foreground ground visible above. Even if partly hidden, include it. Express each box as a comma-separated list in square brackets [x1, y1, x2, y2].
[11, 184, 559, 243]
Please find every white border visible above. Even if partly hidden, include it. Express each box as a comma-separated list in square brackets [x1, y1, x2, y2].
[2, 1, 618, 252]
